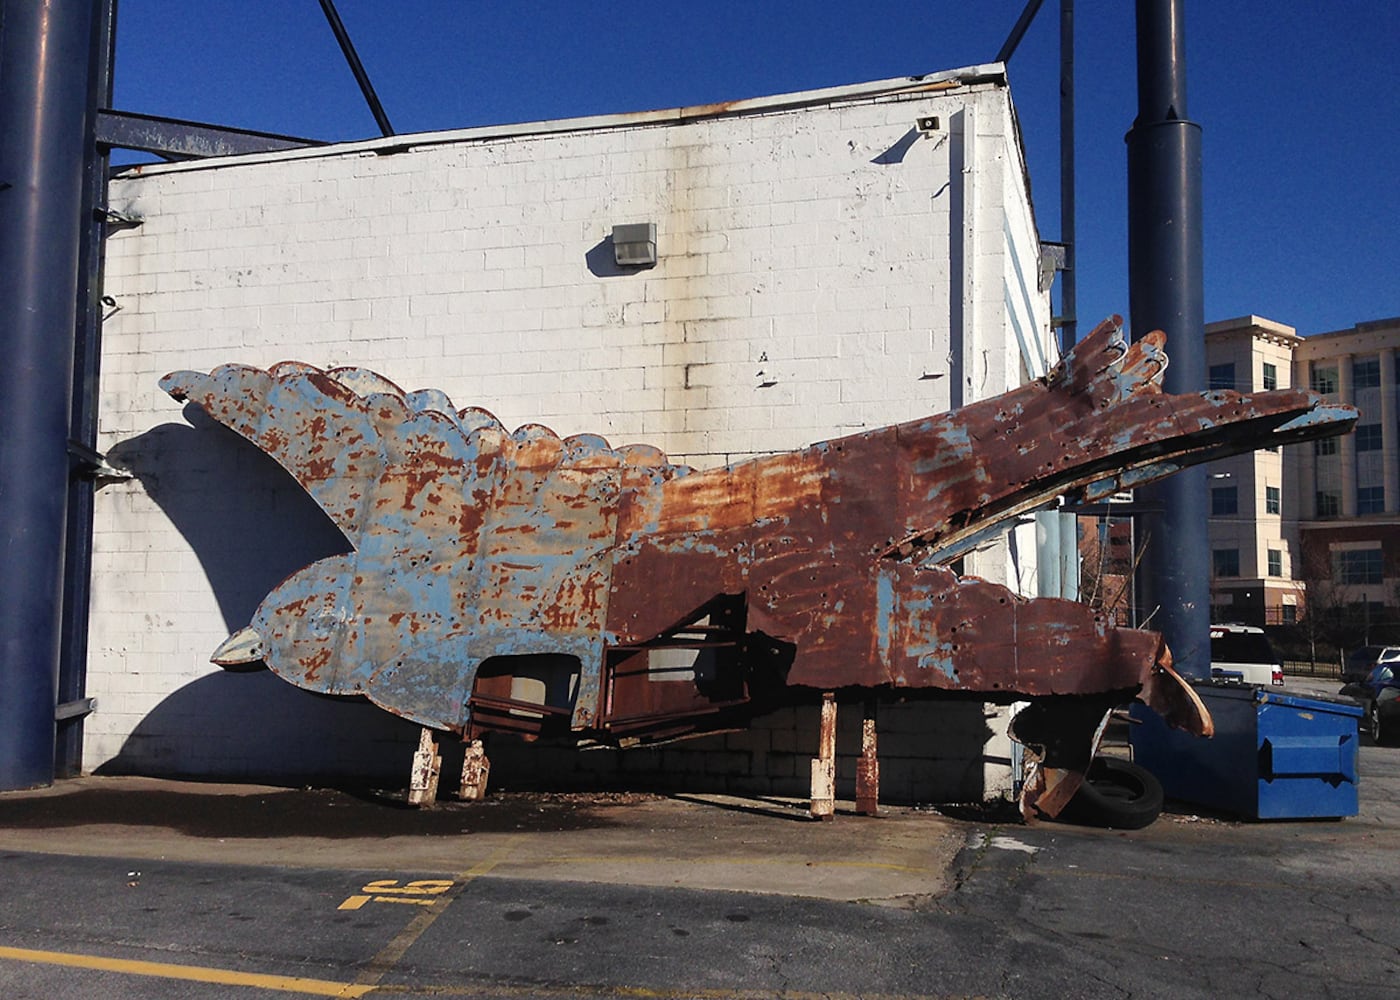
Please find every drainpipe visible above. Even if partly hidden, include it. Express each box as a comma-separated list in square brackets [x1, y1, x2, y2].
[1127, 0, 1209, 679]
[0, 0, 98, 789]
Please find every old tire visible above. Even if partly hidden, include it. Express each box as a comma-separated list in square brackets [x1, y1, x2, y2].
[1371, 703, 1394, 746]
[1057, 757, 1164, 830]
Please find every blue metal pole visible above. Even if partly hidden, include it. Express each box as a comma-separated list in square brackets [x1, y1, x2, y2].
[1127, 0, 1210, 680]
[0, 0, 97, 789]
[56, 0, 118, 777]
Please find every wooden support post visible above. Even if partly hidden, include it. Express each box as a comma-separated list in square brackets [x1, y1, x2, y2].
[810, 692, 837, 820]
[855, 698, 880, 816]
[459, 738, 491, 801]
[407, 727, 441, 808]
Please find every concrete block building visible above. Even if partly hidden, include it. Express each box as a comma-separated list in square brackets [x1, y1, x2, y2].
[87, 66, 1058, 801]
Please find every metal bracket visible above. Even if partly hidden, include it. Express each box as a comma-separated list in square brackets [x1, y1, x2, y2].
[68, 440, 131, 482]
[97, 207, 142, 230]
[56, 697, 96, 721]
[1038, 241, 1068, 293]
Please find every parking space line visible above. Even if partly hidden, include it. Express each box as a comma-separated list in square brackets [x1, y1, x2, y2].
[351, 837, 519, 990]
[0, 945, 371, 997]
[0, 945, 969, 1000]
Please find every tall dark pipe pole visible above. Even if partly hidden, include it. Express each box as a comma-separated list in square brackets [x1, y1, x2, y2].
[1127, 0, 1209, 679]
[56, 0, 118, 776]
[1058, 0, 1076, 354]
[0, 0, 97, 789]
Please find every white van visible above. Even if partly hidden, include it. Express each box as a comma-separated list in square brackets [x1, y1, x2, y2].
[1209, 624, 1284, 687]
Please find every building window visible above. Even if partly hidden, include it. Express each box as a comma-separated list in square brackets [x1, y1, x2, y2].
[1316, 436, 1338, 457]
[1282, 604, 1297, 624]
[1337, 548, 1383, 585]
[1358, 485, 1385, 514]
[1265, 486, 1281, 515]
[1354, 357, 1381, 389]
[1211, 486, 1238, 516]
[1311, 364, 1339, 394]
[1357, 423, 1383, 451]
[1213, 549, 1241, 578]
[1267, 549, 1282, 576]
[1316, 490, 1341, 517]
[1262, 362, 1278, 391]
[1208, 363, 1236, 390]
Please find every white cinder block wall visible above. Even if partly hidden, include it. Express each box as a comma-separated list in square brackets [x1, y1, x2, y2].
[88, 66, 1055, 801]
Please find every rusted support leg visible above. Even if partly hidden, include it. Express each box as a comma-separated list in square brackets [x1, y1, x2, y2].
[459, 738, 491, 801]
[407, 727, 441, 808]
[810, 692, 837, 821]
[855, 698, 879, 816]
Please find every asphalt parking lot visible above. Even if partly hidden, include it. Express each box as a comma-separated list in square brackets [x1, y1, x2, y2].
[2, 677, 1397, 999]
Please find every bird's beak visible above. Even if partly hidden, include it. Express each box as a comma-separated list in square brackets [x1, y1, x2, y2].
[211, 626, 268, 671]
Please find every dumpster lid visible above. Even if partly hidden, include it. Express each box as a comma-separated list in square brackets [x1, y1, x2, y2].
[1189, 681, 1365, 716]
[1256, 689, 1364, 717]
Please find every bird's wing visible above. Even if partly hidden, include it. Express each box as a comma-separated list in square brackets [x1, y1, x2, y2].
[162, 362, 474, 547]
[162, 362, 688, 546]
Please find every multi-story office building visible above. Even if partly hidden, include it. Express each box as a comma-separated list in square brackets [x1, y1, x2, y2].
[1204, 315, 1400, 630]
[1204, 316, 1303, 625]
[1292, 317, 1400, 633]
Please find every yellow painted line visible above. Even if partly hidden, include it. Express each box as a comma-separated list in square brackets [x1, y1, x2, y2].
[534, 851, 940, 868]
[0, 945, 370, 998]
[0, 944, 978, 1000]
[351, 838, 519, 990]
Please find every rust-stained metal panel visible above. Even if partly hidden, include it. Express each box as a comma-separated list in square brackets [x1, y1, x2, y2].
[163, 316, 1356, 819]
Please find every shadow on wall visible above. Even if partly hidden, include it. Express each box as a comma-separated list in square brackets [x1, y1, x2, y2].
[99, 411, 417, 780]
[96, 678, 997, 802]
[107, 409, 350, 631]
[94, 671, 421, 782]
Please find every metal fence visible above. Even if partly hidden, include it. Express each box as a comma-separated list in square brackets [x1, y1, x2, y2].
[1282, 659, 1342, 679]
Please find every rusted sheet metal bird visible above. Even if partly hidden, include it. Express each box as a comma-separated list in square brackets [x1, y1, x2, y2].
[162, 317, 1355, 819]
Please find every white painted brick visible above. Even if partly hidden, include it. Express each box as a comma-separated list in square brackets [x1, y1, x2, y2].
[90, 78, 1051, 797]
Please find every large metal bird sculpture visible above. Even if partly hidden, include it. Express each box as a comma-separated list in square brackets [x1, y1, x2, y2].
[162, 317, 1355, 818]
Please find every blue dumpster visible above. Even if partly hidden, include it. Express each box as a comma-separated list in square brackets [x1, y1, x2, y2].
[1130, 685, 1363, 820]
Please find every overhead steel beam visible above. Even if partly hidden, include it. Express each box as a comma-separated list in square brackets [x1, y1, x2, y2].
[996, 0, 1048, 64]
[95, 109, 321, 159]
[318, 0, 395, 137]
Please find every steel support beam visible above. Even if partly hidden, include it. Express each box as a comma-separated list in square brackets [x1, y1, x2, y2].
[0, 0, 98, 789]
[996, 0, 1048, 64]
[1127, 0, 1209, 679]
[95, 109, 320, 159]
[318, 0, 395, 137]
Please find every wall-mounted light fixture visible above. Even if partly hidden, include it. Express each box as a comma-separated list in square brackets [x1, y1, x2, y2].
[612, 223, 657, 267]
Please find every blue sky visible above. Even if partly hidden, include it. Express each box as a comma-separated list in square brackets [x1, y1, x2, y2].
[113, 1, 1399, 338]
